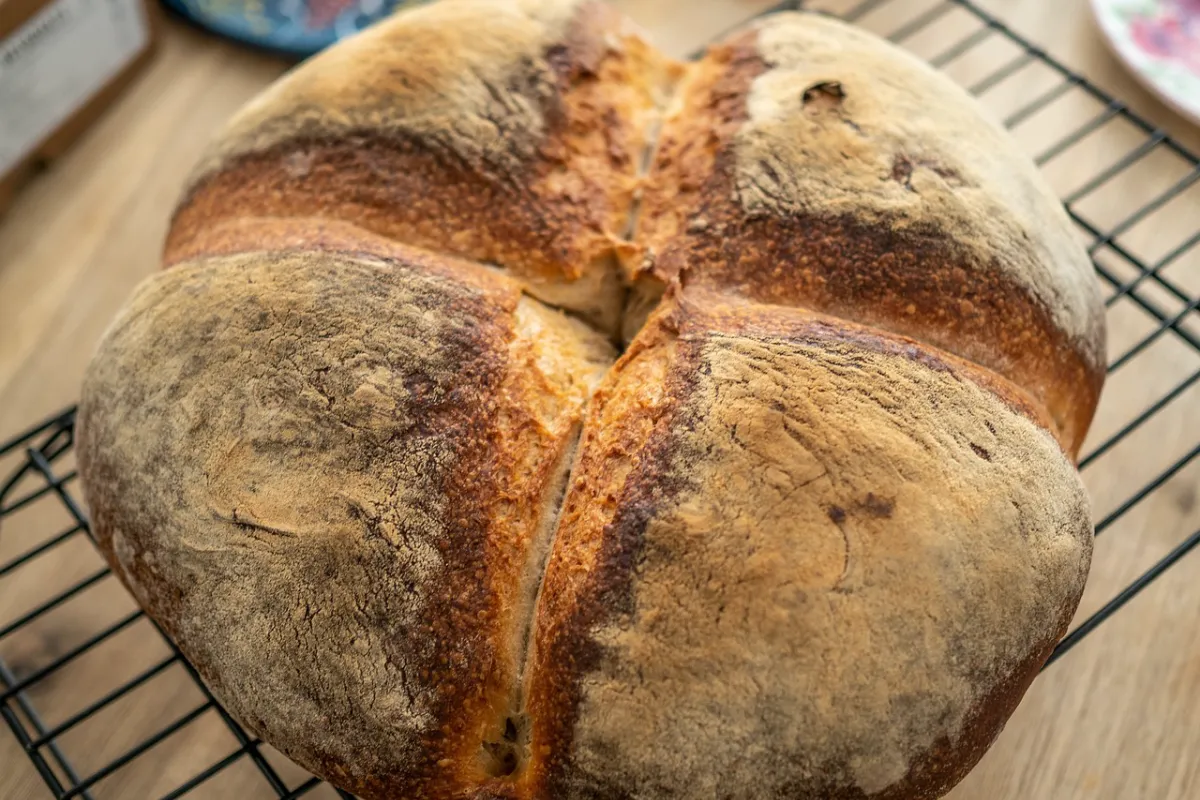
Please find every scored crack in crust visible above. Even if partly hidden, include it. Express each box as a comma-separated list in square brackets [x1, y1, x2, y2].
[166, 0, 682, 337]
[79, 238, 615, 798]
[77, 4, 1106, 800]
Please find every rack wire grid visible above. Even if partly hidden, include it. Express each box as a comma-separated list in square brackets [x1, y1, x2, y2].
[3, 0, 1200, 797]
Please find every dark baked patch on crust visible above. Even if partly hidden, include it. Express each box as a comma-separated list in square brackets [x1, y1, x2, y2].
[169, 133, 614, 290]
[675, 288, 1063, 437]
[165, 215, 513, 278]
[652, 184, 1099, 455]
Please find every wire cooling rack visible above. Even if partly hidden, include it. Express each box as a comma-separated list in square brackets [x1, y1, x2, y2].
[3, 0, 1200, 797]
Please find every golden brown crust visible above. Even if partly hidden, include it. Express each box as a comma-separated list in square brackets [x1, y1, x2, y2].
[77, 5, 1108, 800]
[672, 288, 1060, 437]
[521, 312, 688, 799]
[526, 295, 1091, 799]
[77, 247, 613, 799]
[167, 0, 681, 334]
[636, 13, 1105, 455]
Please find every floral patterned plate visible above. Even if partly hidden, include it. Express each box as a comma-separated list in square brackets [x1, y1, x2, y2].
[161, 0, 431, 57]
[1090, 0, 1200, 125]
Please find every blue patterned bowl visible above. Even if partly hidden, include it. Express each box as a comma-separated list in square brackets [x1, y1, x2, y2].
[161, 0, 431, 57]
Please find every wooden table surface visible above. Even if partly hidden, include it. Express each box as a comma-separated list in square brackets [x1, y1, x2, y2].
[2, 0, 1199, 798]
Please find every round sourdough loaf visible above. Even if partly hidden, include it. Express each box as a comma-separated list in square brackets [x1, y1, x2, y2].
[77, 3, 1105, 799]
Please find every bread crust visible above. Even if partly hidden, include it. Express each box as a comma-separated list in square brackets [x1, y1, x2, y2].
[78, 240, 613, 799]
[77, 5, 1105, 800]
[635, 14, 1104, 455]
[525, 293, 1091, 799]
[166, 0, 681, 334]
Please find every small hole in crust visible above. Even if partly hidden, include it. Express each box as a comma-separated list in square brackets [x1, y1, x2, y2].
[892, 155, 916, 192]
[803, 80, 846, 111]
[481, 714, 529, 778]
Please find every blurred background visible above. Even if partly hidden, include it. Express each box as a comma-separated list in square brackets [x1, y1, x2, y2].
[1, 1, 1199, 798]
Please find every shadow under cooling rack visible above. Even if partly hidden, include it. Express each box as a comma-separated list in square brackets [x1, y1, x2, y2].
[3, 0, 1200, 797]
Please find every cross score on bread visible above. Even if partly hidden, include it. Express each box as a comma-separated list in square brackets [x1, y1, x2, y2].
[74, 2, 1107, 799]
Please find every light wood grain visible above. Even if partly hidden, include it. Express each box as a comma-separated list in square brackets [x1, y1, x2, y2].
[1, 1, 1198, 798]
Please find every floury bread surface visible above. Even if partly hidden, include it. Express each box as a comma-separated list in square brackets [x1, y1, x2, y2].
[77, 3, 1105, 799]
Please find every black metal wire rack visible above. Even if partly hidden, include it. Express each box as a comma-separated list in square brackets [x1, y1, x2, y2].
[3, 0, 1200, 797]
